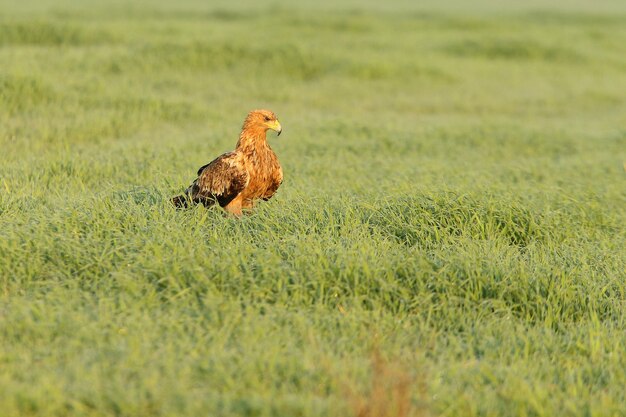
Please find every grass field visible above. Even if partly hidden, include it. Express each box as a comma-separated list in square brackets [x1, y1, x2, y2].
[1, 1, 626, 416]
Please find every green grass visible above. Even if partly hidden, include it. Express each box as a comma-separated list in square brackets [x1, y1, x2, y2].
[1, 1, 626, 416]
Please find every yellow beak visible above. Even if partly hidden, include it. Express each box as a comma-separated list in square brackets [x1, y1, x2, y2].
[267, 120, 282, 136]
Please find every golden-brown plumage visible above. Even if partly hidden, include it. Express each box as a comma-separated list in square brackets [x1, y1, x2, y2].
[171, 109, 283, 216]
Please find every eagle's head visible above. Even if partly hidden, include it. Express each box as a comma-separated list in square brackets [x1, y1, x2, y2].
[243, 109, 282, 137]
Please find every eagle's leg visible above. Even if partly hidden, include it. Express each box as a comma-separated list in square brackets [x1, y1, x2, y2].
[241, 198, 255, 214]
[223, 195, 243, 217]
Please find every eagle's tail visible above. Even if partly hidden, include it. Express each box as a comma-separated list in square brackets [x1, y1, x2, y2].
[171, 187, 218, 209]
[171, 193, 190, 208]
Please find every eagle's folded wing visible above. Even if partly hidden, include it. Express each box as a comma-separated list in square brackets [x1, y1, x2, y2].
[191, 152, 249, 207]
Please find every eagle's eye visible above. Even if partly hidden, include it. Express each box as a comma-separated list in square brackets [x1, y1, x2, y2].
[263, 116, 271, 122]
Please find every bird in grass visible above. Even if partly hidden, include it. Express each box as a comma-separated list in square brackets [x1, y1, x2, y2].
[171, 109, 283, 216]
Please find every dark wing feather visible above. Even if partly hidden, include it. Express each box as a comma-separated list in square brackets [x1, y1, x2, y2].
[197, 163, 211, 176]
[189, 152, 249, 207]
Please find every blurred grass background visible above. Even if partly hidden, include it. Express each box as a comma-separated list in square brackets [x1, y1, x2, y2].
[1, 1, 626, 416]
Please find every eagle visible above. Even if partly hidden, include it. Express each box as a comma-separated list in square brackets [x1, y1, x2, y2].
[171, 109, 283, 216]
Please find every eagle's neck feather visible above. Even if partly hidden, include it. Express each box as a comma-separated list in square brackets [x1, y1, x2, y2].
[236, 127, 269, 154]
